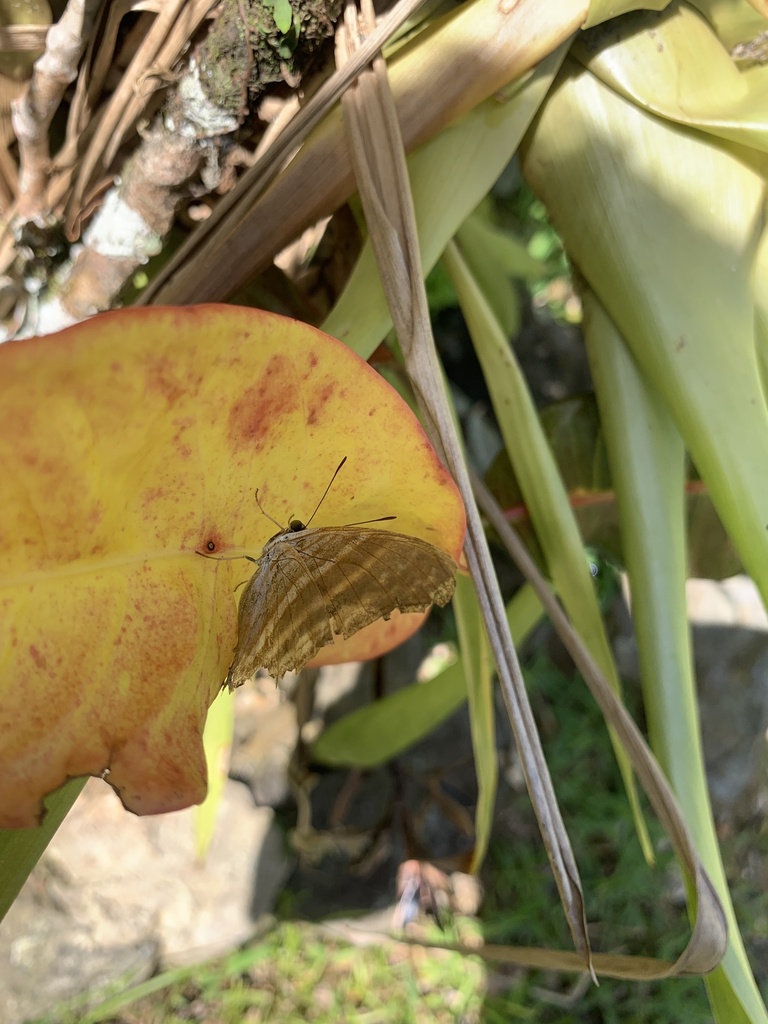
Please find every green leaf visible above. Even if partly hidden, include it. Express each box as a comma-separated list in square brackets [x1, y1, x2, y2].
[0, 778, 86, 923]
[452, 573, 496, 872]
[271, 0, 293, 34]
[311, 655, 467, 769]
[194, 688, 235, 860]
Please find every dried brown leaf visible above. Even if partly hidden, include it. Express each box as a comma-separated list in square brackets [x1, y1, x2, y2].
[68, 0, 216, 223]
[140, 0, 585, 306]
[335, 0, 593, 975]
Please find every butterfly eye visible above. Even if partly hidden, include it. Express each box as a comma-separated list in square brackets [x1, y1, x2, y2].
[289, 519, 306, 533]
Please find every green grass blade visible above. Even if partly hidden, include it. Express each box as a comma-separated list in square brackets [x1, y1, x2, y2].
[0, 776, 86, 923]
[442, 238, 654, 864]
[452, 572, 496, 872]
[584, 289, 768, 1024]
[194, 687, 235, 860]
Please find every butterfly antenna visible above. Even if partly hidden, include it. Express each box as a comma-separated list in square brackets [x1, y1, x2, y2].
[344, 515, 397, 526]
[305, 456, 348, 527]
[254, 488, 285, 530]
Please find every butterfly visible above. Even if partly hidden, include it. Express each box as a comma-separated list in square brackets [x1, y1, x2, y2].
[208, 459, 458, 686]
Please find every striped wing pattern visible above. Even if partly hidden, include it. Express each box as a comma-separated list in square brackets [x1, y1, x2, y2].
[226, 526, 457, 686]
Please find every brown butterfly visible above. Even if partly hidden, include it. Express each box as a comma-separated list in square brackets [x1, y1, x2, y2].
[210, 459, 458, 686]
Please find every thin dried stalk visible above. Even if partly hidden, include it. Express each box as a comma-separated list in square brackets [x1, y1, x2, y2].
[0, 25, 49, 51]
[335, 0, 594, 974]
[12, 0, 102, 220]
[68, 0, 216, 221]
[0, 77, 23, 211]
[62, 0, 162, 167]
[470, 471, 727, 977]
[138, 0, 437, 306]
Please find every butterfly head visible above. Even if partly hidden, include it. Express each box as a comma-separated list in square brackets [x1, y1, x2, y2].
[265, 518, 308, 544]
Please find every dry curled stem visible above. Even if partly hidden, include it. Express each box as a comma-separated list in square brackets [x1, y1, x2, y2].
[470, 471, 727, 979]
[335, 0, 594, 976]
[12, 0, 101, 220]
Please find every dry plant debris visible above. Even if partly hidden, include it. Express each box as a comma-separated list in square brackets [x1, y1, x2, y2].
[0, 0, 346, 337]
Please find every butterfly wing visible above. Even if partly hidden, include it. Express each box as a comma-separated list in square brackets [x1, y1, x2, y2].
[226, 527, 457, 687]
[291, 527, 456, 640]
[226, 544, 334, 686]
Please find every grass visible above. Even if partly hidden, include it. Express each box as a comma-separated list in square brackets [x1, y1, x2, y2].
[37, 641, 768, 1024]
[478, 653, 723, 1024]
[45, 922, 485, 1023]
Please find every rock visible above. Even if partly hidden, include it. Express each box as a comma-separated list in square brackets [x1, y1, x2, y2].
[694, 625, 768, 815]
[0, 777, 289, 1024]
[615, 575, 768, 818]
[229, 662, 376, 809]
[231, 693, 299, 807]
[682, 577, 768, 816]
[686, 576, 768, 629]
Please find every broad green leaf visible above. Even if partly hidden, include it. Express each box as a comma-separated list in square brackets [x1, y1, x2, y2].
[752, 217, 768, 389]
[578, 3, 768, 152]
[583, 289, 767, 1024]
[521, 53, 768, 1024]
[194, 687, 235, 860]
[442, 239, 654, 864]
[584, 0, 670, 30]
[520, 58, 768, 635]
[0, 305, 464, 827]
[690, 0, 768, 54]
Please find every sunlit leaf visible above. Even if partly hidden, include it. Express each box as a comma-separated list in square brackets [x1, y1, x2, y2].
[486, 395, 742, 579]
[194, 688, 234, 861]
[0, 305, 464, 826]
[520, 45, 768, 1024]
[584, 0, 670, 30]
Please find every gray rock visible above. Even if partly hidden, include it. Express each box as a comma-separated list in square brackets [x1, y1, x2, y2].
[0, 777, 289, 1023]
[614, 575, 768, 818]
[694, 625, 768, 814]
[231, 694, 299, 807]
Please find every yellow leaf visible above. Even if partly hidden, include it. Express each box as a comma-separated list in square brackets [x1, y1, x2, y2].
[0, 305, 465, 826]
